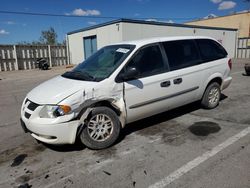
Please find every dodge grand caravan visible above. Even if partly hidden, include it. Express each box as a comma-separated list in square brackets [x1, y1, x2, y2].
[20, 36, 232, 149]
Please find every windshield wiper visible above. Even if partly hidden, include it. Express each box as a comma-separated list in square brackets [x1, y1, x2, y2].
[74, 71, 95, 80]
[62, 71, 96, 81]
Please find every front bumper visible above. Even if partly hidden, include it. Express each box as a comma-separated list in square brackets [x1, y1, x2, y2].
[21, 117, 79, 144]
[20, 98, 80, 144]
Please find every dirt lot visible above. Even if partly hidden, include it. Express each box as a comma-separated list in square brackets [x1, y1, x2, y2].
[0, 59, 249, 188]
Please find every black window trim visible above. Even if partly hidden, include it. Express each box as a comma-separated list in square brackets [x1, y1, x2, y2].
[195, 39, 228, 63]
[161, 39, 203, 71]
[115, 38, 228, 83]
[115, 42, 169, 83]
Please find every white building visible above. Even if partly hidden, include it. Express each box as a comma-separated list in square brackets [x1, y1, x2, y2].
[67, 19, 237, 65]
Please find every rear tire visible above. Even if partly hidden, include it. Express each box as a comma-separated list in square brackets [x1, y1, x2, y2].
[201, 82, 221, 109]
[42, 64, 49, 70]
[80, 107, 121, 150]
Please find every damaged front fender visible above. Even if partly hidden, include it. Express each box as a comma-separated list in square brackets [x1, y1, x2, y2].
[61, 81, 127, 129]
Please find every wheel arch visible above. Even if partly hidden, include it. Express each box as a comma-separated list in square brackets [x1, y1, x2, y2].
[204, 73, 223, 91]
[88, 100, 122, 116]
[207, 77, 222, 87]
[76, 99, 125, 137]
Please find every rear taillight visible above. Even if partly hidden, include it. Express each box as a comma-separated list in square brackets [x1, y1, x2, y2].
[228, 59, 232, 70]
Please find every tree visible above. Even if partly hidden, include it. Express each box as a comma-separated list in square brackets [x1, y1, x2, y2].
[39, 27, 58, 45]
[17, 41, 31, 45]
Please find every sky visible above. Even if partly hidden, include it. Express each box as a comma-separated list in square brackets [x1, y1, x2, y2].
[0, 0, 249, 44]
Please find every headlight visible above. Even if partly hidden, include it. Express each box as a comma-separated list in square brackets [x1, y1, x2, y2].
[39, 105, 71, 118]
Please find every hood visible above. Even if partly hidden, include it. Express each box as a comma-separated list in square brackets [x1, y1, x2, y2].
[27, 75, 97, 104]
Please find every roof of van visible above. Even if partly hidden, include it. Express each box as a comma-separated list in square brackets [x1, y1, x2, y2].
[67, 18, 237, 35]
[114, 36, 215, 48]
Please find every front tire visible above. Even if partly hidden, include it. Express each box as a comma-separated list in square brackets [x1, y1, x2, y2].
[201, 82, 221, 109]
[80, 107, 121, 150]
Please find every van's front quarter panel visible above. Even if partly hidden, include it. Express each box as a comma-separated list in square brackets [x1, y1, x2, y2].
[20, 77, 126, 144]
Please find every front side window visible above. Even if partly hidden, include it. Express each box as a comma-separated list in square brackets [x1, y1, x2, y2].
[197, 39, 227, 62]
[62, 44, 135, 82]
[125, 44, 166, 78]
[162, 40, 201, 71]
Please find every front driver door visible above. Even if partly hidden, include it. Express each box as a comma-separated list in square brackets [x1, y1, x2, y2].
[123, 44, 173, 123]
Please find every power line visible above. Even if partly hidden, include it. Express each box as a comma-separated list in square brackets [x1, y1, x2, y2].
[0, 10, 198, 21]
[0, 10, 118, 19]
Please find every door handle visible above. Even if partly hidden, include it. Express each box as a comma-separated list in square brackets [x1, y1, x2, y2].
[160, 81, 171, 87]
[173, 78, 182, 84]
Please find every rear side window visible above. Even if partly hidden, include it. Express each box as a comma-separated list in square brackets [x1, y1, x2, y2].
[162, 40, 201, 71]
[126, 44, 165, 78]
[196, 39, 227, 62]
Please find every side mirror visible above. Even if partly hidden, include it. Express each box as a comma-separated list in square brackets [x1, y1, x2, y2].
[117, 67, 139, 82]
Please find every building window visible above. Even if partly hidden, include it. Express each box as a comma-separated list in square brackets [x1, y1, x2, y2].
[83, 35, 97, 59]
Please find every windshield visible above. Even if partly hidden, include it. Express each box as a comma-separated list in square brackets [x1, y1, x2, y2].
[62, 44, 135, 82]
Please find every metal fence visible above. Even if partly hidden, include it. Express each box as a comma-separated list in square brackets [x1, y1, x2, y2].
[0, 45, 68, 71]
[237, 37, 250, 59]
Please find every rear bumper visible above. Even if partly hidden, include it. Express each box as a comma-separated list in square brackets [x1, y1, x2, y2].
[221, 76, 232, 90]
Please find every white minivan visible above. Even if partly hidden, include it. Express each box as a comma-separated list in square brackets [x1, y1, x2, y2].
[20, 36, 232, 149]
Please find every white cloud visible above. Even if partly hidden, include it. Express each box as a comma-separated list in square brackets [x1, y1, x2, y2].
[0, 29, 9, 35]
[210, 0, 222, 4]
[204, 13, 217, 19]
[137, 0, 150, 3]
[67, 8, 101, 16]
[145, 19, 174, 23]
[165, 20, 174, 23]
[218, 1, 236, 10]
[236, 9, 248, 13]
[2, 21, 27, 26]
[88, 21, 97, 25]
[145, 19, 157, 22]
[6, 21, 15, 25]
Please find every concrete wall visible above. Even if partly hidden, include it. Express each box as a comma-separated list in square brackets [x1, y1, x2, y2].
[68, 23, 122, 64]
[121, 22, 237, 58]
[186, 12, 250, 38]
[68, 21, 237, 64]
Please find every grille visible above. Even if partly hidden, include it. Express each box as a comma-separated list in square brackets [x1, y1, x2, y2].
[23, 98, 40, 119]
[25, 112, 31, 119]
[26, 99, 39, 111]
[27, 101, 39, 111]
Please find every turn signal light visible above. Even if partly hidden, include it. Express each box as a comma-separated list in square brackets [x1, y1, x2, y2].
[59, 105, 71, 114]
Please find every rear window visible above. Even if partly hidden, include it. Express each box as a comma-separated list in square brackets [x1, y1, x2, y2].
[162, 40, 201, 71]
[196, 39, 227, 62]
